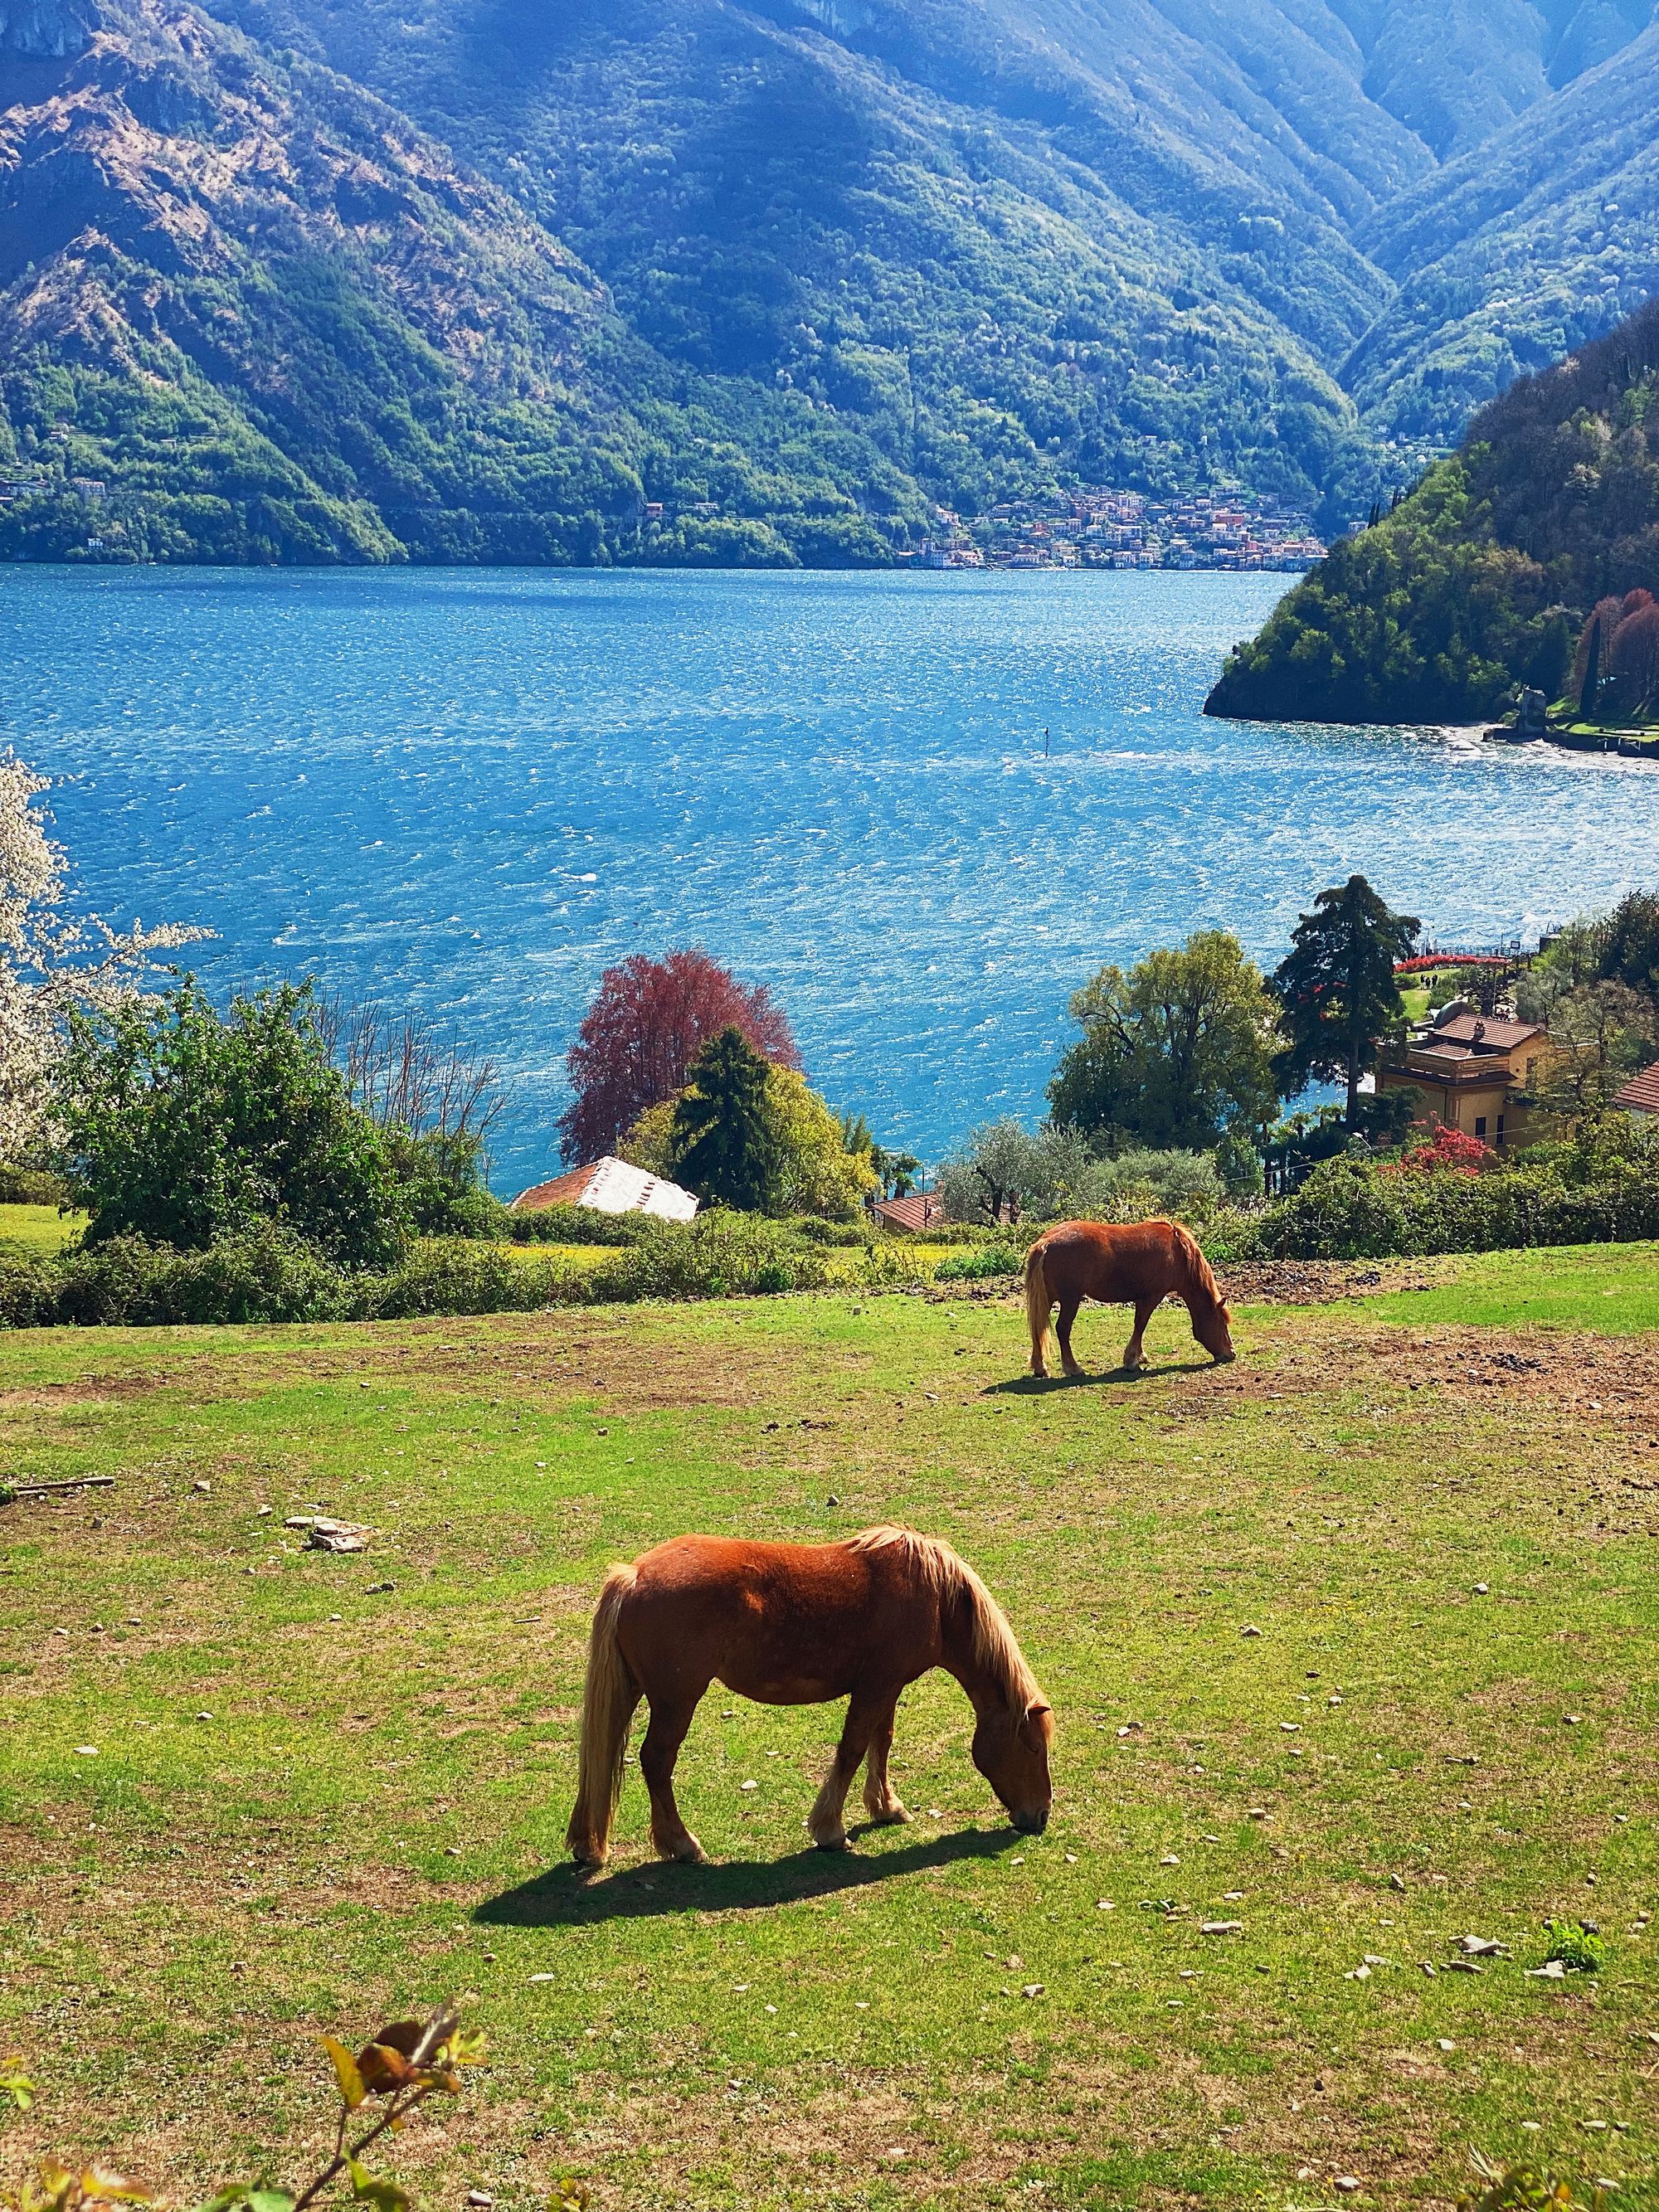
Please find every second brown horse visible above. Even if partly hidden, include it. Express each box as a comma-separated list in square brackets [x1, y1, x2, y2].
[567, 1525, 1052, 1867]
[1024, 1217, 1234, 1377]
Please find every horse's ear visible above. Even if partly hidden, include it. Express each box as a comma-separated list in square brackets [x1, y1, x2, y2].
[1020, 1700, 1053, 1748]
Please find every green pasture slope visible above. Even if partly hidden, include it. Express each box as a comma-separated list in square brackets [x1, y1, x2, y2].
[2, 1247, 1657, 2210]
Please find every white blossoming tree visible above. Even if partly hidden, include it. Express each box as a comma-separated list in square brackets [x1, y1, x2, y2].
[0, 750, 208, 1159]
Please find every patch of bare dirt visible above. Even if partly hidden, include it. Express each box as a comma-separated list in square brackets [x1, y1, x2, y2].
[914, 1256, 1438, 1310]
[0, 1376, 174, 1407]
[914, 1277, 1021, 1305]
[1216, 1258, 1439, 1305]
[1194, 1322, 1659, 1417]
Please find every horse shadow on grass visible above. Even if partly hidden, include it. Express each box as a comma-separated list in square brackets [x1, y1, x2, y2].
[985, 1357, 1215, 1396]
[476, 1824, 1022, 1928]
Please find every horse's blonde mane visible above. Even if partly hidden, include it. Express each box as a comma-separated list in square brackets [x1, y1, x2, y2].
[844, 1525, 1040, 1713]
[1164, 1220, 1225, 1313]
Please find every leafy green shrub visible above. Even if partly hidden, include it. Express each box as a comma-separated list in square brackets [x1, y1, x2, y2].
[905, 1222, 1004, 1247]
[358, 1239, 574, 1320]
[839, 1240, 920, 1289]
[934, 1243, 1025, 1281]
[385, 1131, 510, 1239]
[507, 1204, 663, 1247]
[1239, 1157, 1410, 1258]
[1238, 1136, 1659, 1261]
[608, 1212, 830, 1300]
[5, 1231, 354, 1328]
[791, 1216, 873, 1246]
[0, 1252, 60, 1328]
[0, 1205, 839, 1330]
[111, 1232, 350, 1326]
[0, 1165, 71, 1207]
[1540, 1919, 1606, 1972]
[1194, 1206, 1262, 1268]
[58, 982, 409, 1268]
[1066, 1148, 1226, 1225]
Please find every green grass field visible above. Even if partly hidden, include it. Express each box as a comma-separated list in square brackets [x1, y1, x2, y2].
[2, 1245, 1657, 2211]
[0, 1203, 86, 1257]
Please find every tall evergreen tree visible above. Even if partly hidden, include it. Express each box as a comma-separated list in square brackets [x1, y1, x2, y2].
[1579, 613, 1603, 723]
[669, 1026, 779, 1211]
[1272, 877, 1420, 1125]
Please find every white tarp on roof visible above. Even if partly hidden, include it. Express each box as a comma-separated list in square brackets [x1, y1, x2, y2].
[581, 1156, 699, 1222]
[512, 1155, 699, 1222]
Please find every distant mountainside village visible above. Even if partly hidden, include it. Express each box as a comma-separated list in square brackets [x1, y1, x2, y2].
[901, 489, 1326, 574]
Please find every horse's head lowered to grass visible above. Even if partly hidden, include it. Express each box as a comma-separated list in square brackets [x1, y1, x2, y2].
[971, 1694, 1053, 1834]
[887, 1529, 1054, 1835]
[1190, 1281, 1236, 1364]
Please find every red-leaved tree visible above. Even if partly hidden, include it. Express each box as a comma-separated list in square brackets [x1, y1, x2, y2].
[1613, 601, 1659, 713]
[558, 949, 800, 1164]
[1383, 1124, 1491, 1178]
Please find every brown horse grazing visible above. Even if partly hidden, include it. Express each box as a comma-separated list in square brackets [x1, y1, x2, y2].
[1025, 1218, 1235, 1378]
[566, 1525, 1053, 1868]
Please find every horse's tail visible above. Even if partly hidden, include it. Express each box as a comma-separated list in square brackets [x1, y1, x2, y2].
[566, 1563, 640, 1867]
[1024, 1237, 1052, 1373]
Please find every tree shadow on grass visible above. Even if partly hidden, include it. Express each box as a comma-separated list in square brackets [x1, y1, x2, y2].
[476, 1824, 1023, 1928]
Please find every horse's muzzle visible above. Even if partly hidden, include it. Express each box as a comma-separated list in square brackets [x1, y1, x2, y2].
[1012, 1808, 1048, 1835]
[1213, 1349, 1237, 1364]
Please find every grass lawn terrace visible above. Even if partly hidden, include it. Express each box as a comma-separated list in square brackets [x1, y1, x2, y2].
[2, 1246, 1657, 2211]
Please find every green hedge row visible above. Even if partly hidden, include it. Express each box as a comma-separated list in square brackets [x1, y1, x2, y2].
[1231, 1152, 1659, 1262]
[0, 1215, 835, 1330]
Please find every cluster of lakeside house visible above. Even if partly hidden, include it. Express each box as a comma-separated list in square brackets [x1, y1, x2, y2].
[900, 487, 1326, 573]
[513, 956, 1659, 1233]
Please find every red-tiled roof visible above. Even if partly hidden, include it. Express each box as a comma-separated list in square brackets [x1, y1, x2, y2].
[513, 1164, 601, 1210]
[1429, 1014, 1542, 1050]
[1394, 1050, 1517, 1082]
[1614, 1058, 1659, 1114]
[872, 1190, 948, 1232]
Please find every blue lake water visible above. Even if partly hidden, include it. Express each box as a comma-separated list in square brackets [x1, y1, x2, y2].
[9, 564, 1659, 1192]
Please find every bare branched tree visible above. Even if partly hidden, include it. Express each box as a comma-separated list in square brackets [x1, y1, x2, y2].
[314, 997, 506, 1149]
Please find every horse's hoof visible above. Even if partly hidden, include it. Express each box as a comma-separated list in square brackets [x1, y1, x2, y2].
[656, 1835, 708, 1864]
[810, 1826, 850, 1851]
[568, 1840, 607, 1869]
[864, 1801, 909, 1826]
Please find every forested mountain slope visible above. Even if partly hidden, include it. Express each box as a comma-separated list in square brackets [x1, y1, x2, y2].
[1350, 21, 1659, 443]
[196, 0, 1422, 522]
[1204, 299, 1659, 723]
[0, 0, 945, 560]
[5, 0, 1659, 562]
[208, 0, 1659, 464]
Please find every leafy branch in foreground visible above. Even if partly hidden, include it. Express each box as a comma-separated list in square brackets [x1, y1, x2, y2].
[1459, 2155, 1611, 2212]
[0, 2008, 535, 2212]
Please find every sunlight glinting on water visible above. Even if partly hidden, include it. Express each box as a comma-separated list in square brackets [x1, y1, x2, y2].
[10, 565, 1659, 1187]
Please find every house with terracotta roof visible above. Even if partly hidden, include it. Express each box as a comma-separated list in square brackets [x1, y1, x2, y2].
[870, 1189, 949, 1233]
[1375, 1004, 1566, 1149]
[1613, 1058, 1659, 1117]
[511, 1155, 699, 1223]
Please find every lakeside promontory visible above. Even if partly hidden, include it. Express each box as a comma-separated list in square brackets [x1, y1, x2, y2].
[1204, 299, 1659, 727]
